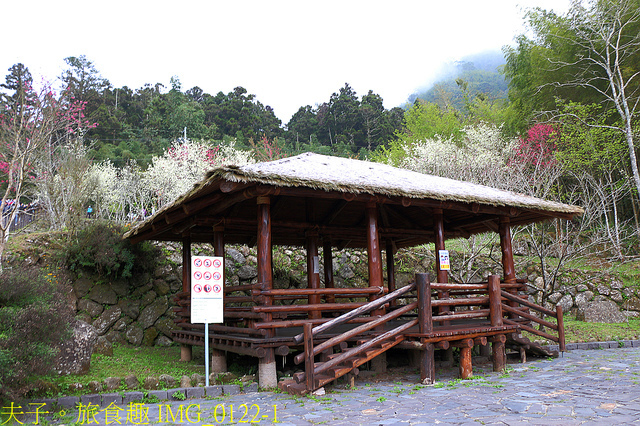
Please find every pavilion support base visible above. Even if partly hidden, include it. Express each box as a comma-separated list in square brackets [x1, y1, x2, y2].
[459, 347, 473, 379]
[371, 352, 387, 373]
[420, 343, 435, 385]
[491, 335, 507, 372]
[259, 349, 277, 389]
[181, 344, 192, 362]
[210, 349, 227, 373]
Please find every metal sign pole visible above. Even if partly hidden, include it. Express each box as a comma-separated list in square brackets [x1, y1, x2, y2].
[205, 323, 209, 386]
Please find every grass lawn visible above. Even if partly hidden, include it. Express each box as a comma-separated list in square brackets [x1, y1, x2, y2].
[30, 344, 209, 398]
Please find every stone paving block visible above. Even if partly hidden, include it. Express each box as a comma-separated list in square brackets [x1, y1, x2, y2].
[565, 343, 578, 350]
[620, 340, 632, 348]
[123, 391, 144, 404]
[244, 383, 259, 393]
[147, 390, 168, 401]
[185, 387, 205, 399]
[167, 388, 187, 401]
[631, 340, 640, 348]
[205, 385, 223, 397]
[223, 384, 241, 395]
[604, 340, 619, 349]
[29, 398, 57, 413]
[576, 343, 589, 350]
[101, 393, 123, 407]
[80, 394, 101, 406]
[57, 396, 79, 409]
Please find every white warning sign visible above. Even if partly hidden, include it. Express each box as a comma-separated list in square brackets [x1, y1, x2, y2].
[191, 255, 224, 323]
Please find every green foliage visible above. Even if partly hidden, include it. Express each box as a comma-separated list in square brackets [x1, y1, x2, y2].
[0, 268, 73, 402]
[65, 221, 159, 279]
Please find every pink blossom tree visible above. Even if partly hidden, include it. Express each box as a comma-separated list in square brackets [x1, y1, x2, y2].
[0, 63, 94, 267]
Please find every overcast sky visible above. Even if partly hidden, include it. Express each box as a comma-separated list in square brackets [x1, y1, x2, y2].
[2, 0, 571, 123]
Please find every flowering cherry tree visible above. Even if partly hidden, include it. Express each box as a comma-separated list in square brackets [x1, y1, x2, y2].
[0, 64, 94, 266]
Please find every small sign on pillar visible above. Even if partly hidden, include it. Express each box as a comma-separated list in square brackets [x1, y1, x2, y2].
[438, 250, 450, 271]
[190, 256, 224, 323]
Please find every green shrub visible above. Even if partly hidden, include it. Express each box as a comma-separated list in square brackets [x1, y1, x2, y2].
[65, 221, 160, 279]
[0, 267, 73, 402]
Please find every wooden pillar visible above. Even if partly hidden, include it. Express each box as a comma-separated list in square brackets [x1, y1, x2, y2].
[488, 275, 503, 327]
[366, 202, 384, 305]
[386, 240, 397, 308]
[499, 217, 516, 283]
[323, 239, 335, 304]
[499, 217, 519, 317]
[307, 231, 321, 320]
[417, 273, 435, 384]
[257, 196, 277, 388]
[366, 202, 386, 372]
[211, 226, 226, 373]
[491, 334, 507, 372]
[433, 209, 449, 312]
[181, 237, 192, 362]
[454, 339, 474, 379]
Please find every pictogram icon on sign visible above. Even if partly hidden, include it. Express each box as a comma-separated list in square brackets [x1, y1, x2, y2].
[194, 258, 202, 268]
[213, 284, 222, 293]
[213, 272, 221, 281]
[194, 271, 202, 280]
[213, 259, 222, 268]
[193, 284, 202, 293]
[204, 284, 212, 293]
[204, 271, 212, 280]
[204, 259, 212, 268]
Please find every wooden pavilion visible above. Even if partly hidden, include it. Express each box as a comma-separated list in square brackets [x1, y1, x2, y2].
[125, 152, 583, 394]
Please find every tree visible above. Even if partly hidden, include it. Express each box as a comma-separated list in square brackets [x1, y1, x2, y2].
[505, 0, 640, 206]
[0, 64, 92, 266]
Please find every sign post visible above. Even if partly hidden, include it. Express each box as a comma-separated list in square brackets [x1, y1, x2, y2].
[190, 255, 224, 386]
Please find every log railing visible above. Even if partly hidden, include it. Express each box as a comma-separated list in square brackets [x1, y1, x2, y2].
[500, 290, 566, 351]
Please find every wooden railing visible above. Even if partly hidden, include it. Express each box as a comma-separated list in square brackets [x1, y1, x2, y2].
[500, 290, 566, 351]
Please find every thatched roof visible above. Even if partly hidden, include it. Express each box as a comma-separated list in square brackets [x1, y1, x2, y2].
[125, 153, 582, 247]
[211, 153, 581, 214]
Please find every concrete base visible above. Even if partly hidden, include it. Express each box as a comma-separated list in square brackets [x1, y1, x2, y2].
[371, 352, 387, 373]
[258, 358, 278, 389]
[180, 344, 192, 362]
[210, 349, 227, 373]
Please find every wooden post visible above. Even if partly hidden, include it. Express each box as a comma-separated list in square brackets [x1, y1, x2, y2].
[488, 275, 503, 327]
[499, 217, 519, 318]
[307, 232, 321, 320]
[556, 305, 566, 352]
[452, 339, 474, 379]
[416, 273, 433, 335]
[211, 226, 226, 373]
[367, 202, 386, 371]
[490, 334, 507, 372]
[417, 273, 435, 384]
[433, 209, 449, 313]
[257, 196, 277, 388]
[181, 236, 192, 362]
[323, 239, 335, 304]
[366, 202, 384, 309]
[386, 240, 397, 308]
[303, 323, 315, 391]
[257, 196, 274, 333]
[499, 217, 516, 283]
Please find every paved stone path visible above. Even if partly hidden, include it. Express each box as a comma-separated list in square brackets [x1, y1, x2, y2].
[20, 347, 640, 425]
